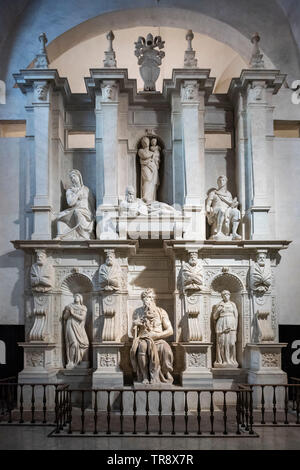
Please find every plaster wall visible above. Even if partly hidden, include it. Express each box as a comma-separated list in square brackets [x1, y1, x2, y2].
[274, 137, 300, 324]
[0, 138, 25, 324]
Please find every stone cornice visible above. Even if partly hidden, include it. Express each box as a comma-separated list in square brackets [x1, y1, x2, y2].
[163, 68, 215, 103]
[228, 68, 286, 100]
[164, 239, 291, 255]
[13, 68, 72, 99]
[12, 239, 138, 255]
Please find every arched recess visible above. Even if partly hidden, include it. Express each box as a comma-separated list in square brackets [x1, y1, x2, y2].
[136, 134, 166, 202]
[60, 272, 94, 295]
[210, 272, 246, 368]
[60, 272, 94, 366]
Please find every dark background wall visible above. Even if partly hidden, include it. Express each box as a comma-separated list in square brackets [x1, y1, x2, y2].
[279, 325, 300, 380]
[0, 326, 24, 379]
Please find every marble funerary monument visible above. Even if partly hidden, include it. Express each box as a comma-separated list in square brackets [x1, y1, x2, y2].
[13, 30, 290, 395]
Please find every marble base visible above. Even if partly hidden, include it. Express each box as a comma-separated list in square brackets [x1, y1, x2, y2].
[57, 368, 93, 406]
[18, 342, 56, 381]
[93, 385, 221, 414]
[246, 342, 287, 408]
[214, 362, 239, 369]
[246, 342, 288, 375]
[181, 342, 213, 388]
[18, 342, 58, 409]
[92, 342, 124, 388]
[212, 368, 247, 389]
[248, 206, 271, 240]
[182, 206, 205, 240]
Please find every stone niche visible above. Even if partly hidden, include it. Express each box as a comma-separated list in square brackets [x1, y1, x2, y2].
[12, 31, 290, 402]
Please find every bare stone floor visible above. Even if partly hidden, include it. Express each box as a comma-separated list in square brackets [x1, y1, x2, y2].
[0, 425, 299, 450]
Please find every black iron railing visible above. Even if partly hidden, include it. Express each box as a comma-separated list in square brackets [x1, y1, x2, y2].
[53, 387, 255, 437]
[2, 378, 300, 436]
[239, 383, 300, 426]
[290, 377, 300, 412]
[0, 381, 68, 425]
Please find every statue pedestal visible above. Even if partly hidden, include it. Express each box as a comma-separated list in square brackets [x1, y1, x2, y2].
[181, 342, 213, 388]
[58, 367, 93, 406]
[246, 343, 287, 408]
[18, 342, 57, 382]
[183, 206, 205, 240]
[246, 343, 287, 382]
[92, 342, 124, 387]
[96, 205, 119, 240]
[212, 368, 247, 388]
[18, 342, 57, 410]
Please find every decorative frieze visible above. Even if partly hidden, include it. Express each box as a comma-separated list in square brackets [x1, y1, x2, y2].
[261, 352, 280, 368]
[99, 353, 117, 368]
[26, 351, 44, 368]
[187, 352, 206, 368]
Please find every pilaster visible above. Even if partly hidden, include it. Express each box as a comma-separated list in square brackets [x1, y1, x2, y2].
[229, 69, 285, 239]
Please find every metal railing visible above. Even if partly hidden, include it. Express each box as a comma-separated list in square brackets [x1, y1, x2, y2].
[53, 387, 255, 437]
[1, 378, 300, 436]
[239, 383, 300, 426]
[290, 377, 300, 411]
[0, 381, 68, 426]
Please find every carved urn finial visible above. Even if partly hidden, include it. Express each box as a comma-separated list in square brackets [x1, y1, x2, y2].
[103, 30, 117, 67]
[134, 33, 165, 91]
[250, 32, 265, 69]
[184, 30, 198, 68]
[34, 32, 49, 69]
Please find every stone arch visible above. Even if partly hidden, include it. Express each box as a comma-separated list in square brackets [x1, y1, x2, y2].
[60, 272, 94, 295]
[6, 2, 296, 88]
[27, 8, 275, 70]
[4, 2, 299, 119]
[210, 272, 245, 368]
[210, 272, 245, 293]
[60, 272, 93, 367]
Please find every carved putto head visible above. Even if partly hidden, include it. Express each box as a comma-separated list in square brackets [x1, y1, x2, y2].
[35, 249, 47, 265]
[69, 169, 83, 188]
[125, 186, 136, 203]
